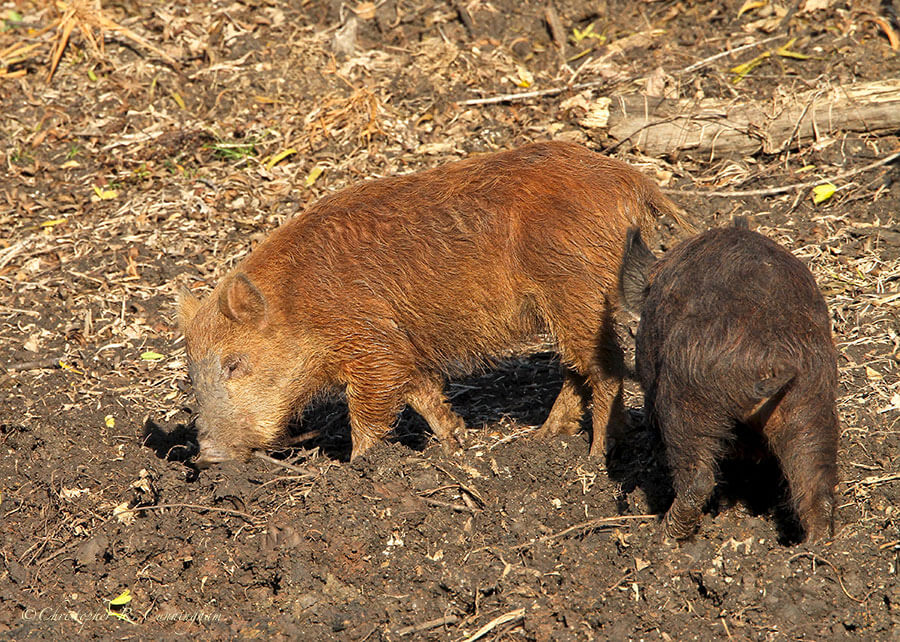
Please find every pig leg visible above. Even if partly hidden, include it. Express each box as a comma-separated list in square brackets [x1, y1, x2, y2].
[405, 375, 465, 453]
[586, 367, 626, 458]
[535, 304, 625, 455]
[576, 314, 627, 457]
[664, 461, 718, 540]
[657, 396, 729, 539]
[532, 373, 587, 440]
[346, 392, 402, 461]
[344, 362, 409, 460]
[587, 312, 628, 457]
[763, 401, 838, 541]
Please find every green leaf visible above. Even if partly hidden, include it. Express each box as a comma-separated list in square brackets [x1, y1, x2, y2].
[109, 589, 132, 606]
[266, 147, 297, 170]
[305, 165, 324, 187]
[812, 182, 836, 204]
[92, 186, 118, 200]
[571, 22, 605, 44]
[729, 52, 770, 83]
[141, 351, 165, 361]
[107, 588, 138, 624]
[776, 38, 810, 60]
[171, 91, 186, 110]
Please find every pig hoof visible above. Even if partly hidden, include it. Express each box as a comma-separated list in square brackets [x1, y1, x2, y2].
[439, 436, 464, 456]
[803, 520, 834, 544]
[533, 419, 581, 441]
[350, 436, 379, 462]
[662, 514, 696, 541]
[588, 435, 610, 458]
[194, 442, 232, 468]
[657, 529, 680, 547]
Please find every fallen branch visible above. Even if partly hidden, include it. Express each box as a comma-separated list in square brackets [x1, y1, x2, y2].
[543, 4, 566, 61]
[606, 79, 900, 157]
[5, 357, 61, 372]
[451, 0, 474, 37]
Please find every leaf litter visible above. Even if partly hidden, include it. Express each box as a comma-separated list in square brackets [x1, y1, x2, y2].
[0, 0, 899, 639]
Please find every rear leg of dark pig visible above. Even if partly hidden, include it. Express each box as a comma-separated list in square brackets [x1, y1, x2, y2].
[657, 395, 731, 539]
[405, 374, 466, 454]
[764, 400, 839, 542]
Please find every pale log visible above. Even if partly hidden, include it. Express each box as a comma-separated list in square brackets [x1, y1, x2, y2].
[604, 79, 900, 157]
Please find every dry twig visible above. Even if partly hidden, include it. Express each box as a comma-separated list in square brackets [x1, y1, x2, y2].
[512, 514, 656, 550]
[45, 0, 177, 82]
[253, 451, 316, 475]
[787, 552, 868, 604]
[420, 497, 479, 513]
[679, 35, 787, 74]
[456, 78, 615, 106]
[394, 615, 460, 636]
[544, 4, 566, 60]
[122, 502, 261, 524]
[462, 608, 526, 642]
[670, 150, 900, 198]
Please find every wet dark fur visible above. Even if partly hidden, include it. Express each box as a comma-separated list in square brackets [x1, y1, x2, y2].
[179, 141, 686, 464]
[620, 220, 839, 541]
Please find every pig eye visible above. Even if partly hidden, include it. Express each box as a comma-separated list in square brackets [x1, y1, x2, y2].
[221, 354, 248, 381]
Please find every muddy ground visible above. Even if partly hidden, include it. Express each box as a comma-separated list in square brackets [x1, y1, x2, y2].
[1, 0, 899, 639]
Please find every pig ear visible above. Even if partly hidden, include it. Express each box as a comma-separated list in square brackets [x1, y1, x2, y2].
[218, 273, 268, 328]
[619, 227, 657, 314]
[177, 286, 201, 331]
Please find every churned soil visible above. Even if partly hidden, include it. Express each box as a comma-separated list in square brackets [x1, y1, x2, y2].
[1, 0, 899, 639]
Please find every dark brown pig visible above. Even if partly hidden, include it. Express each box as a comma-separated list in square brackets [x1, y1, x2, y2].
[620, 219, 838, 541]
[179, 141, 687, 466]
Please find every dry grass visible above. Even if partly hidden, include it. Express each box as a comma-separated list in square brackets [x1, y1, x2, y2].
[1, 1, 898, 638]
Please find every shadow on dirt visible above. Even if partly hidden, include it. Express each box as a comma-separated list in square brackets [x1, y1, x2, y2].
[284, 352, 568, 461]
[145, 356, 803, 542]
[142, 416, 199, 464]
[607, 412, 805, 544]
[717, 423, 805, 544]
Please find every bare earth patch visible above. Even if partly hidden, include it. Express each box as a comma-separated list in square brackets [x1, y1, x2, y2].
[1, 0, 899, 639]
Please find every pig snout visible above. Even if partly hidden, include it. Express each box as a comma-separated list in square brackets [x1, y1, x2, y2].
[187, 353, 255, 467]
[194, 438, 234, 468]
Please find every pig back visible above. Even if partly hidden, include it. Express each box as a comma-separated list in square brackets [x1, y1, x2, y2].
[637, 227, 836, 398]
[242, 142, 664, 369]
